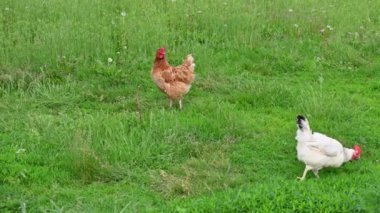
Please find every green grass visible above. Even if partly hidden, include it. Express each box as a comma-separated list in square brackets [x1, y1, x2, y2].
[1, 0, 380, 212]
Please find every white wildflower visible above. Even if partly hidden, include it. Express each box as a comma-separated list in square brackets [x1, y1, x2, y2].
[16, 149, 26, 154]
[320, 28, 325, 33]
[294, 24, 299, 28]
[120, 11, 127, 17]
[318, 75, 324, 84]
[21, 202, 26, 213]
[20, 172, 27, 178]
[316, 56, 321, 62]
[326, 25, 333, 31]
[288, 8, 293, 13]
[107, 58, 113, 63]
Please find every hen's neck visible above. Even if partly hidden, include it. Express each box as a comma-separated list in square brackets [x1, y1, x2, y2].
[154, 58, 170, 70]
[343, 148, 354, 162]
[295, 129, 314, 145]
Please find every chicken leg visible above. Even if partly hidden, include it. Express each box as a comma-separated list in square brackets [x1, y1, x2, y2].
[169, 99, 173, 108]
[179, 99, 183, 110]
[297, 165, 312, 181]
[312, 169, 320, 178]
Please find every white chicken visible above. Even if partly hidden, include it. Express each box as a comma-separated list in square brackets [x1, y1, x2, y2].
[295, 115, 361, 181]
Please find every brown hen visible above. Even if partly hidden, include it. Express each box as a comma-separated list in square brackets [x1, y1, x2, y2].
[151, 47, 195, 109]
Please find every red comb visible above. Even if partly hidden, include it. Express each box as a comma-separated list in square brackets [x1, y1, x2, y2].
[156, 47, 166, 58]
[352, 145, 362, 160]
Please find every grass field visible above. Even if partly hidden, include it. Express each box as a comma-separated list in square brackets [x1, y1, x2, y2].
[1, 0, 380, 212]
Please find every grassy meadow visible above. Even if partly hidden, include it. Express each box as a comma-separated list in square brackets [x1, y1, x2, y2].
[1, 0, 380, 212]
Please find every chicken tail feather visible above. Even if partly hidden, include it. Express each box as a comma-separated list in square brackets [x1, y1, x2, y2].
[183, 54, 195, 69]
[297, 115, 311, 132]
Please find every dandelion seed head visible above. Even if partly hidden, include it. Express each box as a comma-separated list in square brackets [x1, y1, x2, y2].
[120, 11, 127, 17]
[326, 25, 333, 31]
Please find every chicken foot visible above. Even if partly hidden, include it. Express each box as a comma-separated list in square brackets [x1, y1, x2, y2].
[297, 165, 312, 181]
